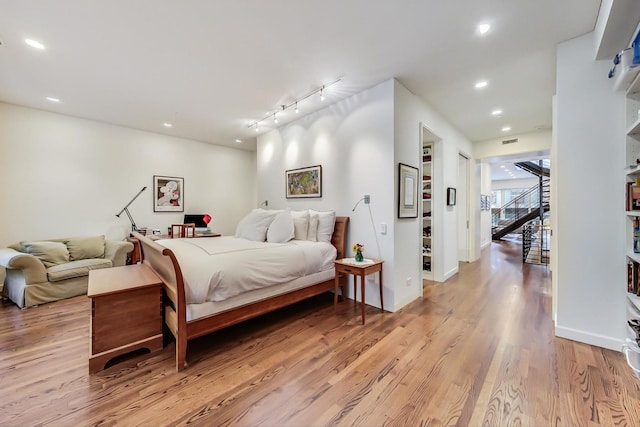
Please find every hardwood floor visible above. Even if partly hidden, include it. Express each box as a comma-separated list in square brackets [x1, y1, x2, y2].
[1, 241, 639, 426]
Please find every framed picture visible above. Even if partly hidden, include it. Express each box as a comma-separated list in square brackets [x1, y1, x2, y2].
[447, 187, 456, 206]
[398, 163, 418, 218]
[153, 175, 184, 212]
[286, 165, 322, 198]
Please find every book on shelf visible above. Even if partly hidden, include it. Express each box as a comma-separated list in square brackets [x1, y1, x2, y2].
[635, 217, 640, 254]
[630, 259, 640, 295]
[627, 182, 640, 211]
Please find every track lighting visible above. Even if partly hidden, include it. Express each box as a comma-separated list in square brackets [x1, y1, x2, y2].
[247, 78, 340, 132]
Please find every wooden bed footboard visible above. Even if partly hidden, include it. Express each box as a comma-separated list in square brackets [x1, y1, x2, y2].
[133, 215, 349, 371]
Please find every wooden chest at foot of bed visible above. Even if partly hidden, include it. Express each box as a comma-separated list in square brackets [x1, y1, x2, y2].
[88, 264, 163, 373]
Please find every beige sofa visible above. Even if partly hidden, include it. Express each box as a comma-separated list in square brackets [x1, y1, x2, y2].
[0, 235, 133, 308]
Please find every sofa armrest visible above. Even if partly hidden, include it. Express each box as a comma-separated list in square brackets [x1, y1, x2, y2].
[0, 248, 47, 284]
[104, 240, 134, 267]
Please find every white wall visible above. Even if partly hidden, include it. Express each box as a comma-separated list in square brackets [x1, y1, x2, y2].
[479, 161, 492, 249]
[0, 103, 256, 246]
[393, 80, 475, 298]
[257, 80, 396, 309]
[474, 130, 551, 160]
[555, 33, 626, 350]
[256, 78, 477, 312]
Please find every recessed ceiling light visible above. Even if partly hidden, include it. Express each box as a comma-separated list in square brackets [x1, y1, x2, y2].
[25, 39, 45, 49]
[502, 126, 511, 132]
[235, 139, 242, 143]
[500, 165, 505, 169]
[475, 80, 488, 89]
[504, 169, 510, 172]
[478, 23, 491, 35]
[491, 109, 502, 116]
[46, 97, 60, 103]
[163, 122, 173, 128]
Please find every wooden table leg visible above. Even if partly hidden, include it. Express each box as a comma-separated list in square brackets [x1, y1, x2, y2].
[360, 272, 366, 324]
[379, 265, 384, 312]
[353, 277, 357, 307]
[334, 272, 339, 311]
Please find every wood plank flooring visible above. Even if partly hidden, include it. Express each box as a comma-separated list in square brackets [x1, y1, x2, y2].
[1, 240, 639, 426]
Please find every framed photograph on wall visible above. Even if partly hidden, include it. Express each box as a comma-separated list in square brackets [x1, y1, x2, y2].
[153, 175, 184, 212]
[286, 165, 322, 198]
[447, 187, 457, 206]
[398, 163, 418, 218]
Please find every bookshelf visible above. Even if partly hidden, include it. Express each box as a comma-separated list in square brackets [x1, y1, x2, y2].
[625, 72, 640, 352]
[422, 143, 433, 279]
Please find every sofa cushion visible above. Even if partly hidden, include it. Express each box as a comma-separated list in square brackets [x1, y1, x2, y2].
[64, 236, 105, 261]
[47, 258, 112, 282]
[20, 241, 70, 268]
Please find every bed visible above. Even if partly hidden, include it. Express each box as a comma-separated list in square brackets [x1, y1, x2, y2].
[133, 215, 348, 371]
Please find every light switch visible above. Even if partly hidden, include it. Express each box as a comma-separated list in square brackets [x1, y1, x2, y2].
[380, 222, 387, 235]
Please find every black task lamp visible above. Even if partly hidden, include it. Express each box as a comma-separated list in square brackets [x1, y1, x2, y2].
[116, 186, 147, 232]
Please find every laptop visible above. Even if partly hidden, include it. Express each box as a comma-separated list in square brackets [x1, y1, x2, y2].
[183, 214, 209, 232]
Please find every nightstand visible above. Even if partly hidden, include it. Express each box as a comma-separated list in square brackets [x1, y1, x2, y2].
[334, 258, 384, 324]
[88, 264, 163, 373]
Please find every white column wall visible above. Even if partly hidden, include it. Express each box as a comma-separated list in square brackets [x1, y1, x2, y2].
[555, 32, 626, 350]
[0, 103, 256, 245]
[393, 80, 475, 307]
[256, 80, 396, 309]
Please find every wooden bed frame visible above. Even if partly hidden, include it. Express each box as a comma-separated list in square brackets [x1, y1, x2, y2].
[132, 216, 349, 371]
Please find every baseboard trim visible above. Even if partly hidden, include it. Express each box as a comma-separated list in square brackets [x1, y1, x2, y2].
[555, 325, 623, 352]
[443, 267, 458, 281]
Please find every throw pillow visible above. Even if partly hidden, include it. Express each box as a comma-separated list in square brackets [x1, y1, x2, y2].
[307, 212, 319, 242]
[267, 211, 295, 243]
[291, 210, 310, 240]
[20, 241, 70, 268]
[235, 209, 279, 242]
[64, 235, 106, 261]
[309, 209, 336, 243]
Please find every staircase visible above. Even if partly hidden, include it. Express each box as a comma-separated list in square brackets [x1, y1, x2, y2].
[492, 178, 550, 240]
[514, 160, 550, 178]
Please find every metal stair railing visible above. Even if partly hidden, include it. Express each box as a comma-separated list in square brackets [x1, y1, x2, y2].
[522, 222, 550, 265]
[492, 178, 549, 238]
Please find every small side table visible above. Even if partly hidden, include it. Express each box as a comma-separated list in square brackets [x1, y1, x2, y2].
[88, 264, 163, 373]
[334, 258, 384, 324]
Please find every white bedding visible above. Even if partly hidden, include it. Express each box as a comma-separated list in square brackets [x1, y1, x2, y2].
[157, 236, 336, 304]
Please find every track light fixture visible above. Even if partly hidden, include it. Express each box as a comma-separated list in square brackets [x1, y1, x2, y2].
[247, 78, 341, 132]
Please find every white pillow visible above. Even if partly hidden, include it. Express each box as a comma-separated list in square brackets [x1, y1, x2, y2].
[235, 209, 279, 241]
[291, 210, 310, 240]
[309, 209, 336, 243]
[307, 212, 319, 242]
[267, 211, 295, 243]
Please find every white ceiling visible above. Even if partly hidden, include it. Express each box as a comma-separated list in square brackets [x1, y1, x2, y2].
[0, 1, 603, 151]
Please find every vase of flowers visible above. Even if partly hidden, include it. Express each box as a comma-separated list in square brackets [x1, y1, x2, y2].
[352, 243, 364, 262]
